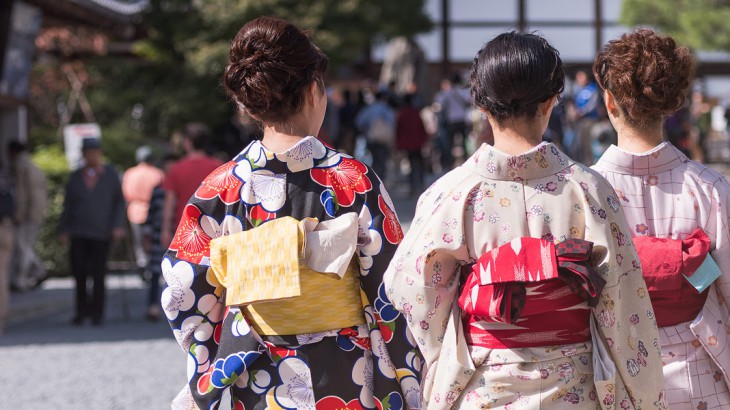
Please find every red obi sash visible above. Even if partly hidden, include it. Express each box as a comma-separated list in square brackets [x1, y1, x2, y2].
[633, 229, 711, 327]
[459, 237, 605, 348]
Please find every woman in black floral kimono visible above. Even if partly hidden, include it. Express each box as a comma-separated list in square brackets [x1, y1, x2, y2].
[162, 16, 420, 410]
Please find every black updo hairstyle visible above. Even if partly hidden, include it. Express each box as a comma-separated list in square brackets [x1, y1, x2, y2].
[223, 16, 329, 124]
[470, 31, 564, 123]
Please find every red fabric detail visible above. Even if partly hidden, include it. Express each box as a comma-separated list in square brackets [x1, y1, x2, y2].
[556, 239, 606, 306]
[459, 237, 596, 348]
[463, 280, 591, 348]
[633, 228, 711, 327]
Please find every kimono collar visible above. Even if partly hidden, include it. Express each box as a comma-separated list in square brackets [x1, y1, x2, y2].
[238, 136, 333, 173]
[466, 142, 571, 181]
[594, 141, 687, 175]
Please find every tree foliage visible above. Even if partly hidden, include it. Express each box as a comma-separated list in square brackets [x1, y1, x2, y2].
[27, 1, 432, 275]
[97, 0, 432, 142]
[621, 0, 730, 51]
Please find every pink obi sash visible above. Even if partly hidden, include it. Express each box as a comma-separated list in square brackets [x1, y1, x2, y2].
[633, 229, 711, 327]
[459, 237, 605, 349]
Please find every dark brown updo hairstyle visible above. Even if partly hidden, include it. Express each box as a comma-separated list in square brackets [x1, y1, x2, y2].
[470, 31, 564, 123]
[223, 16, 329, 124]
[593, 28, 695, 127]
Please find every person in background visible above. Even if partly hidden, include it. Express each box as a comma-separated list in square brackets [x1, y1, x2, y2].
[141, 153, 176, 321]
[59, 138, 126, 326]
[162, 16, 419, 409]
[122, 145, 164, 271]
[434, 73, 472, 170]
[385, 31, 665, 408]
[571, 70, 601, 164]
[0, 164, 15, 335]
[593, 28, 730, 409]
[160, 123, 223, 248]
[356, 90, 396, 180]
[338, 88, 358, 155]
[7, 140, 47, 292]
[396, 93, 428, 196]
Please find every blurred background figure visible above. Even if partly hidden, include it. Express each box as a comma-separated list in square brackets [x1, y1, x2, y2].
[338, 88, 359, 155]
[7, 140, 47, 292]
[122, 145, 164, 271]
[0, 162, 15, 336]
[570, 70, 601, 164]
[434, 73, 471, 170]
[160, 122, 223, 249]
[59, 137, 126, 326]
[141, 153, 176, 322]
[396, 93, 428, 196]
[356, 90, 396, 180]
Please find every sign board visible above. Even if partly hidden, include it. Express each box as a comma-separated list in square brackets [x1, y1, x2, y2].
[63, 123, 101, 170]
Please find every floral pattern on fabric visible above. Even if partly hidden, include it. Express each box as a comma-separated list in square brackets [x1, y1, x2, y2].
[384, 142, 665, 409]
[162, 136, 420, 409]
[595, 142, 730, 409]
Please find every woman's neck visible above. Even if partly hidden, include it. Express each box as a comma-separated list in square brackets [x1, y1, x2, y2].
[261, 131, 307, 153]
[491, 119, 544, 156]
[615, 122, 664, 154]
[261, 117, 314, 153]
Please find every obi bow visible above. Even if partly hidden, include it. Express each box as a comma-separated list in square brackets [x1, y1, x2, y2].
[632, 228, 713, 293]
[458, 237, 605, 324]
[209, 213, 359, 307]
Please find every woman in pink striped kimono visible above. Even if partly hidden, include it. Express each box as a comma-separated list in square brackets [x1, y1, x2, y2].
[593, 28, 730, 410]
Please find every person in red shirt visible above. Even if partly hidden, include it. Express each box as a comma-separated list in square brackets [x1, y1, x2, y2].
[396, 93, 429, 196]
[160, 123, 223, 248]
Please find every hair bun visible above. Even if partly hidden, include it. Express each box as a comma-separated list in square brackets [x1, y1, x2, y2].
[223, 16, 328, 124]
[593, 28, 694, 126]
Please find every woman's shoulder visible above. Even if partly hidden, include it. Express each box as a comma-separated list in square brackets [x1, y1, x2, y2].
[682, 158, 730, 192]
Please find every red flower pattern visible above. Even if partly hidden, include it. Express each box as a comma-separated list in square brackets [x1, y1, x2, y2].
[316, 396, 369, 410]
[379, 195, 403, 245]
[311, 158, 372, 207]
[195, 161, 243, 204]
[170, 204, 212, 264]
[249, 204, 276, 227]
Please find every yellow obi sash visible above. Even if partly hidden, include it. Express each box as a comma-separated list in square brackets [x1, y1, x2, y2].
[209, 214, 365, 335]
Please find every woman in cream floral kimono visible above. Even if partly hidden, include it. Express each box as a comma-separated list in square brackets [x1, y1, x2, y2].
[384, 31, 666, 409]
[593, 29, 730, 410]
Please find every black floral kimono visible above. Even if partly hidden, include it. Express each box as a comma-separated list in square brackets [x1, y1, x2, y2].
[162, 136, 421, 409]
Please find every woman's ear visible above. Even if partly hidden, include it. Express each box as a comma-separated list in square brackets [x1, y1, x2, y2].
[308, 81, 319, 105]
[541, 95, 558, 116]
[604, 90, 619, 117]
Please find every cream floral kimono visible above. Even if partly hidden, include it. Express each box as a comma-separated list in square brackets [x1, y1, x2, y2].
[594, 142, 730, 410]
[384, 142, 666, 409]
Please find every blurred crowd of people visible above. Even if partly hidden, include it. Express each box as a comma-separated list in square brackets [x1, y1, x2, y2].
[310, 69, 726, 202]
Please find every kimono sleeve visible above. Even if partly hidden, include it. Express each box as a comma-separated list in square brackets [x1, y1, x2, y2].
[584, 174, 667, 409]
[706, 179, 730, 305]
[355, 179, 422, 408]
[161, 177, 255, 409]
[382, 177, 472, 367]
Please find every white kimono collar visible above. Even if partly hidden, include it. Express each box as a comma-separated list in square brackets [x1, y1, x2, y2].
[594, 141, 687, 176]
[465, 141, 572, 181]
[242, 136, 331, 173]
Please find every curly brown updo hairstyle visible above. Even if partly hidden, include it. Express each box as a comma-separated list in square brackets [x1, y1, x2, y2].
[223, 16, 329, 124]
[593, 28, 695, 127]
[470, 32, 564, 124]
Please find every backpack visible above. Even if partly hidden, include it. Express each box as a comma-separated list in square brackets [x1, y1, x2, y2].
[368, 117, 395, 146]
[0, 170, 15, 219]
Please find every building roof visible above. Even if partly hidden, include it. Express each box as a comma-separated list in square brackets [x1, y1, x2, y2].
[24, 0, 148, 27]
